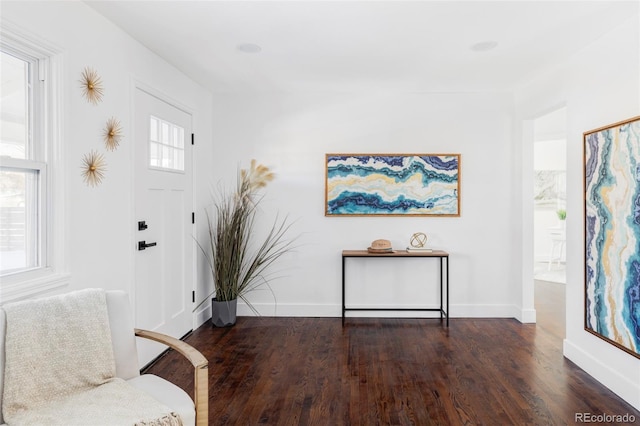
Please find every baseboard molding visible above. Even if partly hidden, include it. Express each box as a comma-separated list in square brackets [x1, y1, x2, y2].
[194, 303, 211, 328]
[195, 302, 529, 322]
[563, 338, 640, 411]
[236, 303, 337, 317]
[452, 304, 521, 318]
[229, 303, 521, 319]
[515, 307, 537, 323]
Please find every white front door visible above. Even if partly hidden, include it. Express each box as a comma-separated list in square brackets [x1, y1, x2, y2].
[134, 87, 193, 367]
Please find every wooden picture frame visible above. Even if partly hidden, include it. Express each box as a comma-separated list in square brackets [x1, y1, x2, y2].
[584, 115, 640, 359]
[325, 153, 460, 217]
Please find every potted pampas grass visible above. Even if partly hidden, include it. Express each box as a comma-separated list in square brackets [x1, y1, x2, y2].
[196, 160, 295, 327]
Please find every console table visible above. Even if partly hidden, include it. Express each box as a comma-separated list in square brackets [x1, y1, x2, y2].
[341, 250, 449, 326]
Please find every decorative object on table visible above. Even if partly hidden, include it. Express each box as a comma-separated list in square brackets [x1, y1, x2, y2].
[79, 67, 104, 105]
[367, 239, 394, 253]
[584, 115, 640, 359]
[325, 153, 460, 216]
[81, 149, 107, 187]
[103, 117, 122, 151]
[407, 232, 432, 252]
[556, 209, 566, 220]
[195, 160, 296, 327]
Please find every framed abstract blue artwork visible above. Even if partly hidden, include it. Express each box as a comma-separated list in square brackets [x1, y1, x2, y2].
[325, 154, 460, 217]
[584, 116, 640, 359]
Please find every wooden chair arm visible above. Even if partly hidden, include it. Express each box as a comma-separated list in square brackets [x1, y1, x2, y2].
[135, 328, 207, 368]
[135, 328, 208, 426]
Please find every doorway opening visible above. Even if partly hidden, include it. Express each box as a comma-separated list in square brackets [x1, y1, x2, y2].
[532, 107, 566, 338]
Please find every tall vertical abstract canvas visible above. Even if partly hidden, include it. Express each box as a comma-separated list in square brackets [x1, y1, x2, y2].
[584, 116, 640, 359]
[325, 154, 460, 216]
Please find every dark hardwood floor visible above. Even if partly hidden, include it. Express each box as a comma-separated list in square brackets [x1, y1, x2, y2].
[145, 282, 639, 425]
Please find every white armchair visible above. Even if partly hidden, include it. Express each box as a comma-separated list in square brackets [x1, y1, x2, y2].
[0, 290, 208, 426]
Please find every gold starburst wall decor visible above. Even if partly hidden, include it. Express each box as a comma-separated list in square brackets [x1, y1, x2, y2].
[79, 67, 104, 105]
[103, 117, 122, 151]
[81, 150, 107, 187]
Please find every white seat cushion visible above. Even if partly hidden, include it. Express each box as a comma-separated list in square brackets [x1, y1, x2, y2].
[127, 374, 196, 426]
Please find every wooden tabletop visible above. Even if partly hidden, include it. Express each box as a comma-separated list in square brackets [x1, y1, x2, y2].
[342, 249, 449, 257]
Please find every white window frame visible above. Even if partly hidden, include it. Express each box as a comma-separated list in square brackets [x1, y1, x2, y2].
[0, 22, 68, 303]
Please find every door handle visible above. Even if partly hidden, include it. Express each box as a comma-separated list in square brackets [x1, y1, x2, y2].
[138, 241, 157, 251]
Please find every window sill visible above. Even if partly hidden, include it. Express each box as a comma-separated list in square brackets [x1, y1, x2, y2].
[0, 270, 70, 304]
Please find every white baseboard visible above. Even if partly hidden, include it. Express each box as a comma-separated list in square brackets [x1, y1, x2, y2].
[563, 338, 640, 411]
[452, 304, 520, 318]
[230, 303, 521, 319]
[515, 307, 537, 323]
[237, 303, 337, 317]
[193, 304, 211, 328]
[198, 302, 530, 323]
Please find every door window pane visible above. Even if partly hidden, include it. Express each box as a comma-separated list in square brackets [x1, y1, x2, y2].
[149, 142, 160, 168]
[148, 115, 185, 172]
[161, 122, 169, 144]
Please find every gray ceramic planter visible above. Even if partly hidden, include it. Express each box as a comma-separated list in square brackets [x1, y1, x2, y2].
[211, 298, 237, 327]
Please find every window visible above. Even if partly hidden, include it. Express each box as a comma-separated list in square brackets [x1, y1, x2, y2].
[0, 25, 67, 302]
[1, 49, 44, 276]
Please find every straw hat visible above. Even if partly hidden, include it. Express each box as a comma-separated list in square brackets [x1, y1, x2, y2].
[367, 239, 394, 253]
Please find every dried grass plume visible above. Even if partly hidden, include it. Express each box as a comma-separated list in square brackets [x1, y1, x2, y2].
[241, 159, 275, 191]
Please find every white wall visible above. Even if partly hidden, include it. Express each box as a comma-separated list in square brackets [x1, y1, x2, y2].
[515, 14, 640, 410]
[1, 2, 213, 325]
[208, 90, 519, 318]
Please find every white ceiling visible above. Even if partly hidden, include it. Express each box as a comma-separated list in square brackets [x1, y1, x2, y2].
[85, 1, 638, 94]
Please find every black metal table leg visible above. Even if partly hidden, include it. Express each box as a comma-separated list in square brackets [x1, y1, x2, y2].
[440, 256, 444, 322]
[446, 255, 449, 326]
[342, 255, 346, 326]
